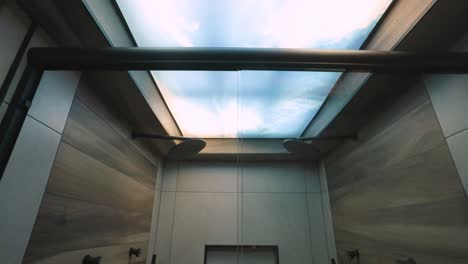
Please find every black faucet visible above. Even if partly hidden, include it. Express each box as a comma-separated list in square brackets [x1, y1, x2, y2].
[347, 249, 360, 261]
[82, 255, 102, 264]
[129, 247, 142, 258]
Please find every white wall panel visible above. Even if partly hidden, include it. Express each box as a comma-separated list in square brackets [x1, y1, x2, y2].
[0, 12, 80, 262]
[155, 192, 176, 264]
[447, 131, 468, 195]
[147, 161, 164, 264]
[307, 193, 329, 264]
[424, 74, 468, 137]
[28, 71, 81, 133]
[170, 192, 238, 264]
[156, 161, 333, 264]
[424, 34, 468, 199]
[241, 193, 313, 264]
[305, 164, 321, 193]
[0, 117, 61, 264]
[241, 163, 305, 193]
[177, 162, 237, 192]
[319, 162, 338, 262]
[162, 163, 178, 191]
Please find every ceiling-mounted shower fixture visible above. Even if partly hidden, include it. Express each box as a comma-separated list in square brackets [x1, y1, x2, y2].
[282, 134, 358, 156]
[132, 132, 206, 159]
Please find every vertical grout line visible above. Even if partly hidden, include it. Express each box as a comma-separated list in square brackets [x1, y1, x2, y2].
[320, 161, 338, 262]
[168, 161, 179, 264]
[304, 163, 315, 264]
[318, 177, 332, 263]
[150, 160, 164, 264]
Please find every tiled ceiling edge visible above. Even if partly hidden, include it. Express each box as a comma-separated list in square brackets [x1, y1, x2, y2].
[82, 0, 182, 138]
[302, 0, 437, 137]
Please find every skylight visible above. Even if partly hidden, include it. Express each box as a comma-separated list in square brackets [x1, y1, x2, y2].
[116, 0, 393, 138]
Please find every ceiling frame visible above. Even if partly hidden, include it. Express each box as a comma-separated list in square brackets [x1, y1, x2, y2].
[2, 47, 468, 178]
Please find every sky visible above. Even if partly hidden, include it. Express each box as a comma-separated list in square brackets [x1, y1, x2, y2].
[117, 0, 393, 138]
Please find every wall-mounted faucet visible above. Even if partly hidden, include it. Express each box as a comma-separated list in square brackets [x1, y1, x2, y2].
[129, 247, 142, 258]
[82, 255, 102, 264]
[347, 249, 360, 260]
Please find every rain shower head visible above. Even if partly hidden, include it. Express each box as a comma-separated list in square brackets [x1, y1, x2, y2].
[282, 139, 320, 157]
[167, 139, 206, 159]
[132, 132, 207, 159]
[282, 134, 358, 156]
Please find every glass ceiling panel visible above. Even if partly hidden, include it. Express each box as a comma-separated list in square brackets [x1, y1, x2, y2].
[153, 71, 341, 138]
[116, 0, 393, 138]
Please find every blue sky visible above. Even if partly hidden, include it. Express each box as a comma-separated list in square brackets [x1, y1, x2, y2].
[117, 0, 392, 138]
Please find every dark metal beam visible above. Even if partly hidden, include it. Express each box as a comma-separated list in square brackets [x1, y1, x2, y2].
[28, 47, 468, 73]
[131, 132, 192, 141]
[0, 23, 36, 103]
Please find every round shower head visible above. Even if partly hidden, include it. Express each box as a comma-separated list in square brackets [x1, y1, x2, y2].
[282, 139, 320, 157]
[168, 139, 207, 159]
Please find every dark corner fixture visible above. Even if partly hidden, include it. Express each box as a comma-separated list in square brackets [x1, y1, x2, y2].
[132, 132, 206, 159]
[346, 249, 360, 261]
[129, 247, 142, 258]
[283, 134, 357, 156]
[82, 255, 102, 264]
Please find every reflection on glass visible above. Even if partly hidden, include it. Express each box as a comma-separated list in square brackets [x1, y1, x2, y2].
[116, 0, 392, 137]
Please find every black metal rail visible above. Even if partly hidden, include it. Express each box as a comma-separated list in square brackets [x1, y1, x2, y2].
[27, 47, 468, 73]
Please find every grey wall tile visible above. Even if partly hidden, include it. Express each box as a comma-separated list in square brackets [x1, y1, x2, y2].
[170, 192, 237, 264]
[155, 192, 176, 264]
[307, 193, 330, 264]
[241, 193, 313, 264]
[147, 162, 163, 264]
[319, 163, 338, 261]
[241, 163, 306, 193]
[177, 162, 237, 192]
[424, 74, 468, 137]
[155, 161, 163, 191]
[162, 162, 178, 191]
[28, 71, 81, 133]
[147, 188, 161, 264]
[0, 117, 61, 264]
[0, 4, 29, 86]
[447, 130, 468, 195]
[156, 162, 331, 264]
[305, 164, 321, 193]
